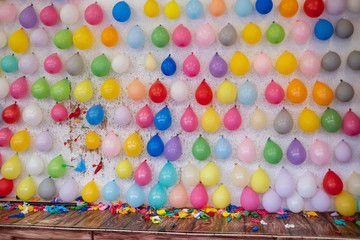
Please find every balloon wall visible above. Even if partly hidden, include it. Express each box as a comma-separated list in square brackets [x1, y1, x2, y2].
[0, 0, 359, 214]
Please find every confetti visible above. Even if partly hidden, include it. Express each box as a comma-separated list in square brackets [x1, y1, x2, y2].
[285, 224, 295, 229]
[260, 220, 268, 225]
[334, 219, 346, 226]
[330, 212, 339, 217]
[253, 226, 258, 231]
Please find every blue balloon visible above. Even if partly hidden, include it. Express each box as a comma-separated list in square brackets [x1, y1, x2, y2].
[159, 162, 177, 188]
[86, 104, 104, 125]
[0, 55, 18, 73]
[237, 80, 257, 105]
[186, 0, 203, 19]
[154, 106, 172, 131]
[127, 25, 145, 49]
[314, 19, 334, 41]
[126, 183, 145, 208]
[235, 0, 253, 17]
[215, 136, 232, 159]
[161, 55, 176, 76]
[255, 0, 273, 14]
[102, 180, 119, 201]
[148, 183, 167, 208]
[147, 134, 164, 157]
[112, 1, 131, 22]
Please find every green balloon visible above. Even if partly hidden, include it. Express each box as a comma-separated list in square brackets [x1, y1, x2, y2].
[50, 78, 70, 102]
[321, 107, 342, 133]
[54, 28, 73, 49]
[31, 77, 50, 99]
[151, 25, 170, 48]
[48, 155, 66, 178]
[192, 135, 211, 161]
[266, 22, 285, 44]
[263, 138, 283, 164]
[91, 54, 111, 77]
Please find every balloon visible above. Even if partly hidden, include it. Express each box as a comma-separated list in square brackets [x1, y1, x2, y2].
[279, 0, 298, 17]
[114, 106, 131, 126]
[217, 79, 237, 104]
[347, 172, 360, 196]
[10, 76, 28, 99]
[276, 51, 297, 75]
[73, 26, 93, 50]
[314, 19, 333, 41]
[38, 177, 56, 200]
[164, 135, 182, 161]
[126, 183, 145, 208]
[263, 138, 283, 164]
[183, 53, 200, 77]
[219, 23, 237, 47]
[113, 1, 131, 22]
[265, 80, 284, 104]
[1, 154, 21, 180]
[48, 155, 66, 178]
[127, 25, 145, 49]
[154, 106, 172, 131]
[192, 135, 211, 161]
[195, 80, 213, 105]
[84, 2, 103, 25]
[231, 164, 250, 187]
[342, 109, 360, 136]
[235, 0, 253, 16]
[326, 0, 346, 15]
[101, 25, 118, 47]
[54, 29, 72, 49]
[286, 79, 307, 104]
[148, 183, 167, 208]
[102, 131, 121, 157]
[311, 188, 330, 212]
[224, 106, 241, 131]
[60, 4, 79, 25]
[9, 29, 29, 53]
[82, 179, 99, 203]
[287, 138, 306, 165]
[127, 78, 145, 101]
[0, 128, 13, 147]
[321, 108, 342, 133]
[348, 0, 360, 13]
[230, 51, 250, 75]
[251, 167, 270, 193]
[86, 105, 104, 125]
[124, 132, 143, 157]
[147, 134, 164, 157]
[335, 190, 357, 216]
[161, 55, 177, 76]
[209, 0, 226, 16]
[321, 51, 341, 72]
[266, 22, 285, 44]
[262, 188, 281, 213]
[303, 0, 324, 17]
[299, 108, 320, 133]
[255, 0, 273, 14]
[215, 136, 232, 159]
[40, 5, 59, 26]
[149, 79, 167, 103]
[181, 162, 200, 186]
[26, 154, 44, 176]
[335, 140, 352, 163]
[0, 78, 9, 99]
[11, 129, 30, 152]
[209, 53, 228, 78]
[30, 28, 48, 47]
[91, 54, 110, 77]
[144, 0, 159, 17]
[201, 106, 220, 132]
[238, 80, 257, 105]
[112, 54, 129, 74]
[313, 81, 334, 106]
[335, 18, 354, 39]
[242, 23, 262, 45]
[16, 176, 36, 201]
[171, 80, 189, 102]
[101, 78, 120, 100]
[237, 136, 256, 162]
[159, 162, 177, 188]
[85, 131, 100, 150]
[212, 184, 230, 209]
[74, 79, 93, 103]
[152, 25, 170, 48]
[145, 52, 157, 71]
[251, 106, 266, 129]
[323, 169, 343, 195]
[44, 53, 62, 74]
[275, 167, 295, 198]
[19, 53, 38, 75]
[59, 178, 78, 202]
[286, 191, 304, 213]
[253, 52, 272, 75]
[51, 103, 67, 122]
[22, 102, 43, 126]
[240, 186, 259, 211]
[164, 0, 180, 19]
[200, 161, 220, 187]
[66, 53, 84, 76]
[274, 108, 293, 134]
[310, 139, 331, 165]
[196, 23, 215, 47]
[190, 183, 208, 209]
[1, 54, 18, 73]
[103, 180, 119, 201]
[186, 0, 204, 19]
[170, 183, 188, 208]
[134, 160, 152, 186]
[0, 178, 13, 197]
[2, 103, 20, 124]
[0, 3, 17, 22]
[297, 171, 317, 198]
[116, 159, 133, 179]
[136, 105, 154, 128]
[291, 20, 311, 43]
[347, 50, 360, 70]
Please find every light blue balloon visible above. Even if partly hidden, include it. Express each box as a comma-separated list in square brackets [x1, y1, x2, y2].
[235, 0, 253, 17]
[186, 0, 203, 19]
[127, 25, 145, 49]
[102, 180, 119, 201]
[0, 54, 18, 73]
[147, 134, 164, 157]
[159, 162, 177, 188]
[154, 106, 172, 131]
[148, 183, 167, 208]
[126, 183, 145, 208]
[86, 104, 104, 125]
[215, 136, 232, 159]
[237, 80, 257, 105]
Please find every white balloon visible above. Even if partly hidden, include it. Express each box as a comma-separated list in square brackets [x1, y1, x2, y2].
[22, 102, 43, 126]
[0, 78, 10, 99]
[26, 154, 44, 176]
[347, 172, 360, 196]
[170, 80, 189, 102]
[181, 162, 200, 186]
[60, 4, 80, 25]
[297, 171, 317, 198]
[59, 178, 79, 202]
[275, 167, 295, 198]
[114, 106, 132, 126]
[112, 54, 130, 74]
[35, 130, 53, 152]
[347, 0, 360, 13]
[311, 188, 330, 212]
[0, 30, 7, 49]
[286, 191, 304, 213]
[334, 140, 352, 163]
[262, 188, 282, 213]
[30, 28, 48, 47]
[19, 53, 38, 75]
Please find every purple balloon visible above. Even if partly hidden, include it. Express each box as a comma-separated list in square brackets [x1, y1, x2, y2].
[209, 53, 228, 78]
[35, 130, 53, 152]
[287, 138, 306, 165]
[164, 135, 182, 161]
[19, 4, 38, 29]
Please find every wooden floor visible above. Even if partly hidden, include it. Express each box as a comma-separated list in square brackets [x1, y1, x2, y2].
[0, 209, 359, 240]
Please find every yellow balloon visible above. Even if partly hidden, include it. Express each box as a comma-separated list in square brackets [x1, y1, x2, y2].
[145, 52, 157, 71]
[212, 183, 230, 209]
[298, 107, 319, 133]
[16, 176, 36, 201]
[101, 25, 119, 47]
[200, 161, 220, 187]
[164, 0, 180, 19]
[124, 132, 143, 157]
[335, 190, 357, 217]
[216, 79, 237, 104]
[73, 26, 93, 50]
[201, 106, 220, 132]
[230, 51, 250, 76]
[251, 106, 267, 129]
[242, 23, 262, 44]
[251, 167, 270, 193]
[82, 179, 99, 203]
[85, 131, 100, 150]
[9, 29, 29, 53]
[101, 78, 120, 100]
[11, 129, 30, 152]
[1, 154, 21, 180]
[144, 0, 159, 18]
[276, 51, 297, 75]
[74, 79, 93, 102]
[116, 158, 133, 179]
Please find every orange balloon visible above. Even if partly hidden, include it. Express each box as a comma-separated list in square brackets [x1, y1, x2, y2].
[287, 79, 307, 104]
[209, 0, 226, 17]
[312, 80, 334, 106]
[279, 0, 299, 18]
[101, 25, 119, 47]
[127, 78, 146, 101]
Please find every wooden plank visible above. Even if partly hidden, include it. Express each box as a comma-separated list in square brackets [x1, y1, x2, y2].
[322, 212, 360, 238]
[99, 212, 134, 229]
[192, 214, 223, 233]
[147, 216, 178, 232]
[35, 210, 78, 226]
[94, 232, 170, 240]
[0, 228, 91, 240]
[51, 210, 94, 228]
[75, 210, 114, 228]
[121, 212, 154, 231]
[282, 212, 316, 237]
[170, 217, 195, 232]
[260, 213, 289, 236]
[305, 212, 339, 238]
[0, 210, 37, 225]
[11, 209, 50, 226]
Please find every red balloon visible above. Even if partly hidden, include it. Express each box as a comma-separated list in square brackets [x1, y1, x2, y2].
[51, 103, 68, 122]
[0, 127, 13, 147]
[342, 109, 360, 136]
[303, 0, 324, 18]
[323, 169, 343, 195]
[2, 103, 20, 124]
[0, 178, 13, 197]
[195, 79, 213, 105]
[149, 79, 167, 103]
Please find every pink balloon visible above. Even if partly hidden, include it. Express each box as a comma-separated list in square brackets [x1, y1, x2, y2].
[190, 183, 208, 209]
[183, 53, 200, 77]
[291, 20, 311, 43]
[169, 182, 188, 208]
[136, 105, 154, 128]
[180, 105, 198, 132]
[134, 160, 152, 186]
[342, 109, 360, 136]
[299, 50, 320, 76]
[40, 5, 59, 26]
[0, 4, 17, 22]
[253, 52, 272, 75]
[326, 0, 347, 15]
[84, 2, 103, 25]
[237, 136, 256, 162]
[334, 139, 352, 163]
[196, 23, 215, 47]
[102, 131, 121, 157]
[0, 127, 13, 147]
[240, 186, 259, 211]
[51, 103, 68, 122]
[262, 188, 281, 213]
[310, 139, 331, 165]
[265, 80, 284, 104]
[223, 106, 242, 131]
[172, 24, 192, 47]
[44, 53, 62, 74]
[10, 76, 28, 99]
